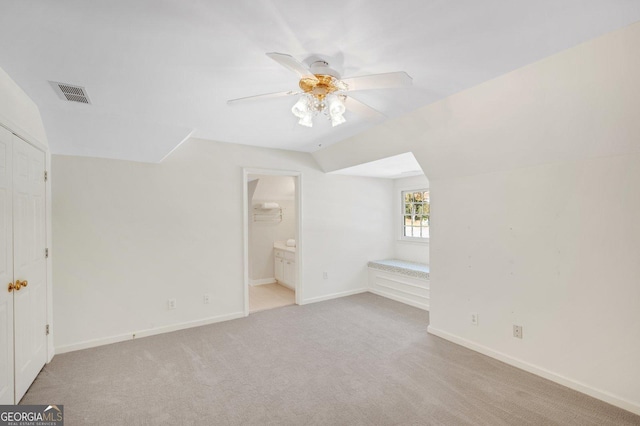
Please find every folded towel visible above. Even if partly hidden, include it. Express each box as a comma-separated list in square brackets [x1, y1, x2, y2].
[261, 202, 280, 209]
[286, 239, 296, 247]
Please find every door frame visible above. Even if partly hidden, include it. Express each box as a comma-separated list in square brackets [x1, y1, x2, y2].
[12, 133, 48, 402]
[242, 168, 302, 316]
[0, 124, 52, 403]
[0, 122, 53, 365]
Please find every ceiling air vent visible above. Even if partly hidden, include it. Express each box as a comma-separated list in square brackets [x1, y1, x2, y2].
[49, 81, 91, 104]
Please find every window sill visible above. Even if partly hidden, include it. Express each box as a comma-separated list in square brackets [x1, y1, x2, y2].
[397, 238, 429, 245]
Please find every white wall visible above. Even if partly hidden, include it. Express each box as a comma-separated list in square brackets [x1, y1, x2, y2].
[311, 22, 640, 413]
[249, 175, 296, 282]
[394, 175, 430, 264]
[52, 139, 395, 352]
[429, 153, 640, 412]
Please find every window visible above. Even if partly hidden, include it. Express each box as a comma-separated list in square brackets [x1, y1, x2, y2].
[402, 189, 429, 239]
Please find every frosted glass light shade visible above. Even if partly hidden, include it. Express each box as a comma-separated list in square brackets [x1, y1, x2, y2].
[329, 95, 346, 127]
[328, 95, 346, 116]
[331, 113, 346, 127]
[291, 97, 309, 118]
[298, 114, 313, 127]
[292, 94, 348, 128]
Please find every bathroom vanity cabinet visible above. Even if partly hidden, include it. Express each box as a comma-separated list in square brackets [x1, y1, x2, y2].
[274, 246, 296, 290]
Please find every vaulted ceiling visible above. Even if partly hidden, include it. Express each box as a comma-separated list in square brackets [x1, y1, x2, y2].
[1, 1, 640, 163]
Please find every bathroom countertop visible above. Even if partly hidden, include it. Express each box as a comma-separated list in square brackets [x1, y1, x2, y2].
[274, 241, 296, 253]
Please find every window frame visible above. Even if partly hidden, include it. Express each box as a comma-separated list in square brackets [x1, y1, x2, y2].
[399, 188, 430, 243]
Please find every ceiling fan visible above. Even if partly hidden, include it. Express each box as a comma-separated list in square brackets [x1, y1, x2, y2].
[227, 52, 413, 128]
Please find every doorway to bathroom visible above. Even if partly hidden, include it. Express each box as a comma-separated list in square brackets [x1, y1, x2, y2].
[242, 169, 302, 315]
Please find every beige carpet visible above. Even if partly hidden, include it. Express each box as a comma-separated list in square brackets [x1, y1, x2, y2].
[22, 293, 640, 425]
[249, 282, 294, 313]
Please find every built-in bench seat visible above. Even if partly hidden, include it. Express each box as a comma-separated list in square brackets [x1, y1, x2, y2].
[367, 259, 429, 280]
[367, 259, 430, 310]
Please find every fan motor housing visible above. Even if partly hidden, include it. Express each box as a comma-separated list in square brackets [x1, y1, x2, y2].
[299, 75, 340, 100]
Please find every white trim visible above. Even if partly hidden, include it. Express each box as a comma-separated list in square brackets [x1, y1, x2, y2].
[300, 288, 368, 305]
[56, 311, 245, 354]
[427, 326, 640, 416]
[242, 170, 249, 316]
[398, 188, 430, 243]
[277, 280, 295, 291]
[375, 281, 429, 300]
[396, 239, 430, 246]
[370, 270, 430, 290]
[45, 151, 54, 363]
[158, 129, 195, 163]
[243, 168, 303, 317]
[0, 120, 48, 153]
[368, 268, 430, 310]
[399, 237, 430, 243]
[250, 278, 276, 286]
[369, 288, 429, 311]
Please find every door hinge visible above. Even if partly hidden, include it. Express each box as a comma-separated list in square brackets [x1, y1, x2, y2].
[45, 248, 49, 258]
[46, 324, 50, 335]
[44, 171, 48, 182]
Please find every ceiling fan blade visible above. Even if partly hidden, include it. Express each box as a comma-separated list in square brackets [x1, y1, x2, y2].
[266, 52, 318, 82]
[343, 96, 386, 121]
[227, 90, 301, 105]
[340, 71, 412, 91]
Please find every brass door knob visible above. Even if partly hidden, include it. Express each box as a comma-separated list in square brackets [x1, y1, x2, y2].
[7, 282, 14, 292]
[21, 280, 28, 287]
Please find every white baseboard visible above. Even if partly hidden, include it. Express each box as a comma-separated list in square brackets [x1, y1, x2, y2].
[427, 326, 640, 416]
[369, 288, 429, 311]
[301, 288, 368, 305]
[277, 280, 295, 291]
[55, 311, 245, 354]
[250, 278, 276, 286]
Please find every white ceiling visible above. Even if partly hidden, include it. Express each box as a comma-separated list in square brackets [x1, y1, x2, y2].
[329, 152, 423, 179]
[1, 1, 640, 163]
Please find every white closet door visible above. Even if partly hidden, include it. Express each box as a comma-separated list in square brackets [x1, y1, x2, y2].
[12, 135, 46, 402]
[0, 128, 14, 404]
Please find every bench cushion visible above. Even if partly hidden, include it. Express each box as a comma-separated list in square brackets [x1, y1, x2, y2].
[367, 259, 429, 280]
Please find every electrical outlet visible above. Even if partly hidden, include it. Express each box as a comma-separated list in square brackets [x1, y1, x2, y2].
[203, 294, 211, 304]
[470, 313, 478, 325]
[168, 299, 176, 310]
[323, 272, 328, 280]
[513, 325, 523, 339]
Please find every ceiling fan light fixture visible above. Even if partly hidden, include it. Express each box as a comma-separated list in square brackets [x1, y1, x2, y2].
[291, 93, 347, 127]
[330, 113, 346, 127]
[328, 95, 346, 127]
[228, 52, 410, 130]
[298, 114, 313, 127]
[291, 97, 310, 118]
[328, 95, 345, 115]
